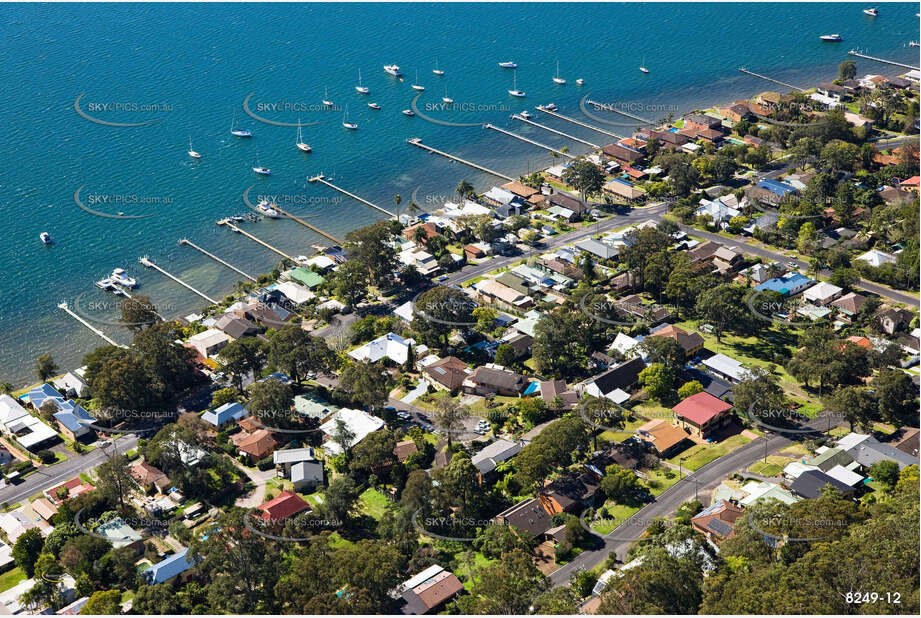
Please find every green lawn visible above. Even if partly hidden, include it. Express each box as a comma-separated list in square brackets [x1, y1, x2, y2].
[643, 466, 681, 497]
[328, 532, 355, 548]
[748, 455, 791, 477]
[0, 567, 26, 592]
[359, 488, 391, 521]
[589, 501, 641, 535]
[455, 552, 497, 590]
[669, 434, 752, 472]
[599, 416, 647, 443]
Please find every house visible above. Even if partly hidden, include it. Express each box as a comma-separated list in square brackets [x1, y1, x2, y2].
[538, 380, 580, 409]
[464, 243, 488, 261]
[348, 332, 416, 365]
[590, 443, 640, 471]
[0, 511, 39, 543]
[685, 113, 723, 131]
[875, 305, 913, 335]
[696, 197, 740, 228]
[319, 408, 385, 455]
[889, 427, 920, 458]
[462, 366, 529, 396]
[257, 490, 311, 521]
[422, 356, 469, 391]
[701, 353, 749, 383]
[52, 401, 96, 441]
[748, 179, 798, 206]
[720, 103, 752, 123]
[790, 469, 854, 499]
[403, 222, 442, 243]
[754, 272, 816, 297]
[283, 267, 325, 290]
[201, 401, 247, 428]
[399, 565, 465, 615]
[647, 324, 704, 357]
[473, 278, 533, 310]
[845, 435, 917, 470]
[635, 419, 693, 457]
[575, 238, 618, 260]
[582, 357, 646, 404]
[900, 175, 920, 193]
[647, 129, 690, 148]
[547, 191, 591, 215]
[539, 471, 601, 515]
[393, 439, 419, 462]
[27, 383, 65, 410]
[610, 271, 635, 293]
[601, 142, 645, 165]
[830, 291, 867, 318]
[95, 516, 144, 550]
[273, 281, 315, 305]
[233, 429, 277, 461]
[608, 332, 643, 359]
[825, 464, 865, 488]
[130, 461, 170, 493]
[502, 180, 541, 202]
[52, 371, 88, 399]
[273, 447, 317, 475]
[603, 178, 646, 201]
[0, 394, 58, 450]
[187, 328, 231, 358]
[739, 480, 800, 507]
[143, 549, 197, 585]
[31, 497, 58, 522]
[743, 135, 765, 147]
[470, 439, 522, 482]
[214, 313, 259, 339]
[691, 500, 745, 543]
[854, 249, 897, 268]
[493, 498, 553, 537]
[672, 392, 734, 439]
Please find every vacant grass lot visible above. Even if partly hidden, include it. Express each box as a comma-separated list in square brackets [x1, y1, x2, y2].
[669, 434, 752, 471]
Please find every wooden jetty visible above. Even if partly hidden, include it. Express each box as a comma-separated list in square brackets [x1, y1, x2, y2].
[139, 256, 218, 304]
[57, 301, 127, 348]
[583, 99, 653, 124]
[848, 49, 920, 71]
[405, 137, 514, 181]
[307, 174, 395, 218]
[217, 219, 297, 262]
[738, 68, 805, 92]
[535, 105, 624, 139]
[484, 123, 577, 159]
[178, 238, 257, 282]
[511, 114, 599, 148]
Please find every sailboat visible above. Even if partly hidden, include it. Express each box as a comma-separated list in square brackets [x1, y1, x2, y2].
[322, 86, 334, 107]
[355, 69, 370, 94]
[411, 70, 425, 91]
[295, 120, 311, 153]
[442, 85, 453, 104]
[576, 78, 585, 85]
[342, 105, 358, 130]
[508, 69, 526, 97]
[432, 59, 445, 76]
[639, 57, 649, 73]
[230, 113, 253, 137]
[552, 60, 566, 84]
[252, 152, 271, 175]
[187, 137, 201, 159]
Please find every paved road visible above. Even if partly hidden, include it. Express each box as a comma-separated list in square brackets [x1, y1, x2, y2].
[0, 434, 137, 506]
[549, 415, 842, 585]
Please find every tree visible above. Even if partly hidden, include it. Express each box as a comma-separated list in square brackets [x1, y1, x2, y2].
[600, 464, 642, 501]
[96, 452, 138, 512]
[825, 385, 877, 431]
[350, 429, 396, 476]
[493, 343, 516, 368]
[401, 469, 433, 514]
[869, 459, 900, 489]
[132, 321, 200, 399]
[455, 180, 474, 204]
[322, 475, 361, 525]
[732, 366, 787, 425]
[456, 549, 549, 614]
[532, 586, 582, 614]
[838, 60, 856, 81]
[872, 368, 917, 424]
[335, 362, 389, 410]
[678, 380, 704, 399]
[12, 528, 43, 577]
[80, 590, 122, 615]
[639, 336, 686, 372]
[639, 363, 675, 401]
[35, 353, 58, 382]
[429, 392, 470, 446]
[532, 309, 597, 380]
[246, 378, 294, 428]
[269, 325, 337, 385]
[219, 337, 267, 393]
[695, 284, 750, 342]
[211, 387, 239, 408]
[413, 286, 475, 350]
[330, 259, 370, 307]
[562, 159, 605, 204]
[344, 221, 397, 284]
[119, 294, 161, 332]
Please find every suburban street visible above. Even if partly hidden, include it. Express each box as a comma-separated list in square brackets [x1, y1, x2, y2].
[0, 434, 137, 507]
[549, 413, 844, 585]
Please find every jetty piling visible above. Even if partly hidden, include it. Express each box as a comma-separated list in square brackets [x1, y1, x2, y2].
[511, 115, 600, 148]
[139, 256, 218, 304]
[269, 206, 343, 245]
[178, 239, 257, 282]
[405, 138, 514, 181]
[847, 49, 920, 70]
[535, 105, 625, 139]
[484, 124, 577, 159]
[217, 219, 297, 262]
[307, 175, 395, 218]
[738, 68, 806, 92]
[57, 301, 127, 348]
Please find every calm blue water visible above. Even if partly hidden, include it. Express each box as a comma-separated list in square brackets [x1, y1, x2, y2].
[0, 2, 918, 384]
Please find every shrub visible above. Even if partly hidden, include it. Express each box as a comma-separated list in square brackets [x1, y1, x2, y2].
[36, 450, 56, 464]
[256, 456, 274, 471]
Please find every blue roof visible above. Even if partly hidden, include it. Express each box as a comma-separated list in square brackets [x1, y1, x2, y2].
[201, 401, 247, 426]
[755, 272, 815, 295]
[757, 179, 797, 197]
[53, 401, 95, 432]
[144, 548, 196, 584]
[28, 384, 64, 410]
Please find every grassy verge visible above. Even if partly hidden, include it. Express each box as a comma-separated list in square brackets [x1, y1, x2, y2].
[669, 434, 752, 471]
[0, 567, 26, 592]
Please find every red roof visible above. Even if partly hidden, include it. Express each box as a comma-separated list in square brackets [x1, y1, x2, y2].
[672, 392, 732, 425]
[258, 490, 310, 521]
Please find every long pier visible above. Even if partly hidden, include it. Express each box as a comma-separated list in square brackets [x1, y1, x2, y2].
[511, 115, 599, 148]
[178, 238, 257, 283]
[535, 105, 624, 139]
[848, 49, 920, 70]
[484, 124, 577, 159]
[57, 301, 127, 348]
[583, 100, 653, 124]
[217, 219, 297, 262]
[139, 256, 218, 304]
[307, 175, 395, 218]
[738, 68, 805, 92]
[271, 205, 342, 245]
[406, 138, 514, 181]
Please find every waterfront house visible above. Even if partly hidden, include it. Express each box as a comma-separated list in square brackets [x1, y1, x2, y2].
[719, 103, 752, 123]
[462, 366, 529, 397]
[0, 394, 58, 451]
[672, 392, 734, 439]
[273, 281, 315, 306]
[399, 565, 465, 615]
[283, 267, 324, 290]
[187, 328, 231, 358]
[601, 143, 645, 165]
[647, 129, 690, 149]
[402, 222, 442, 243]
[214, 313, 260, 339]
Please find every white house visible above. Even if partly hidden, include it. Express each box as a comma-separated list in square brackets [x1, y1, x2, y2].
[319, 408, 385, 455]
[702, 353, 748, 383]
[854, 249, 897, 268]
[273, 281, 315, 305]
[0, 394, 58, 450]
[187, 328, 231, 358]
[348, 332, 416, 365]
[802, 281, 843, 306]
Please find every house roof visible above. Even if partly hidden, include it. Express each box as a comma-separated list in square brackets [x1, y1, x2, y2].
[130, 461, 169, 488]
[830, 291, 867, 315]
[648, 324, 704, 354]
[466, 366, 529, 393]
[825, 464, 864, 487]
[501, 180, 539, 199]
[494, 498, 553, 537]
[31, 497, 58, 521]
[541, 472, 600, 510]
[702, 353, 748, 381]
[144, 548, 196, 584]
[52, 401, 95, 433]
[273, 447, 316, 465]
[791, 469, 853, 499]
[285, 267, 324, 289]
[290, 461, 324, 485]
[400, 565, 464, 614]
[673, 392, 733, 426]
[423, 356, 469, 389]
[638, 420, 691, 454]
[601, 142, 644, 162]
[807, 447, 855, 472]
[691, 500, 744, 539]
[202, 401, 247, 426]
[590, 357, 646, 396]
[27, 383, 64, 410]
[848, 436, 918, 470]
[575, 238, 618, 260]
[470, 439, 522, 475]
[803, 281, 843, 302]
[234, 429, 277, 458]
[393, 440, 419, 461]
[258, 490, 311, 520]
[319, 408, 385, 455]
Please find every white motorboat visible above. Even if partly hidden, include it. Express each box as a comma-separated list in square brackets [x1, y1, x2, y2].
[498, 61, 517, 69]
[820, 34, 843, 41]
[910, 41, 920, 48]
[368, 102, 381, 110]
[110, 268, 137, 288]
[639, 57, 649, 73]
[411, 70, 424, 91]
[295, 121, 311, 152]
[188, 137, 201, 159]
[519, 110, 532, 119]
[256, 200, 281, 218]
[402, 109, 415, 117]
[432, 59, 445, 76]
[40, 232, 52, 244]
[544, 102, 558, 111]
[863, 7, 878, 16]
[576, 78, 585, 86]
[342, 105, 358, 129]
[322, 86, 334, 107]
[508, 69, 525, 97]
[230, 113, 252, 137]
[95, 277, 115, 291]
[552, 60, 566, 84]
[355, 69, 370, 94]
[384, 64, 402, 76]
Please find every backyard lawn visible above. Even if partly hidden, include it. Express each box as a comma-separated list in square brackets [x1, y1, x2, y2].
[359, 488, 392, 521]
[748, 455, 792, 477]
[589, 501, 641, 535]
[0, 567, 25, 593]
[643, 466, 682, 496]
[668, 434, 752, 471]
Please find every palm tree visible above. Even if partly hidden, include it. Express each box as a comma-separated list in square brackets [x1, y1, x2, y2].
[393, 194, 402, 219]
[406, 200, 421, 217]
[455, 180, 474, 204]
[809, 257, 824, 278]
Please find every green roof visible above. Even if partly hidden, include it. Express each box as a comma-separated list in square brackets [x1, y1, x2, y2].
[806, 448, 854, 472]
[286, 267, 324, 289]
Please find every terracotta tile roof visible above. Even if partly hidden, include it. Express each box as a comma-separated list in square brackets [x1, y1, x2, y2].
[257, 490, 310, 520]
[233, 429, 277, 458]
[673, 392, 733, 425]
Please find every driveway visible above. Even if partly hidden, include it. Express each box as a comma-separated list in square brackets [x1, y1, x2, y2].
[230, 458, 276, 508]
